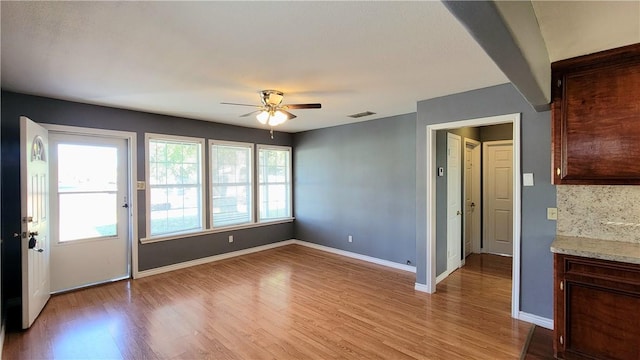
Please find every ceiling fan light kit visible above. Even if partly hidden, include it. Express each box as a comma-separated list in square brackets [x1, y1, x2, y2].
[222, 89, 322, 128]
[257, 110, 288, 126]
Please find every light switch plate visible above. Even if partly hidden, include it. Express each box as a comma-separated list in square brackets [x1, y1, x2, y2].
[523, 173, 534, 186]
[547, 207, 558, 220]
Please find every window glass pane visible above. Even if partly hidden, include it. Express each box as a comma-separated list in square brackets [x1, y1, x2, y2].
[58, 144, 117, 192]
[258, 147, 291, 221]
[57, 144, 119, 242]
[59, 193, 117, 241]
[149, 138, 202, 237]
[211, 143, 253, 228]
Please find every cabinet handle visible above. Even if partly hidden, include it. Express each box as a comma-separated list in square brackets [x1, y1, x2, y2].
[560, 281, 564, 291]
[556, 167, 561, 176]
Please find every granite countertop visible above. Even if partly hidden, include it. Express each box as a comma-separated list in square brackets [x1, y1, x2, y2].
[551, 235, 640, 265]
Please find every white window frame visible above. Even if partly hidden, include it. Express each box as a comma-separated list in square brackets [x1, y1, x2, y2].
[257, 144, 293, 222]
[209, 140, 255, 229]
[144, 133, 206, 240]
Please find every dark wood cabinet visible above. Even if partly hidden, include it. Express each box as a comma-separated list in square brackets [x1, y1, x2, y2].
[551, 43, 640, 185]
[554, 254, 640, 359]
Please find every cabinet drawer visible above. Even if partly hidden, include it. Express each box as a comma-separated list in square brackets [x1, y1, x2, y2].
[564, 256, 640, 290]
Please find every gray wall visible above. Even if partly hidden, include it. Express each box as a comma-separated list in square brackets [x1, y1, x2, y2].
[416, 83, 556, 318]
[293, 113, 417, 265]
[481, 123, 513, 141]
[1, 91, 294, 304]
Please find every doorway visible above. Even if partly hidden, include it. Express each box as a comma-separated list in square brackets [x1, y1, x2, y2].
[483, 140, 514, 256]
[425, 113, 521, 319]
[463, 139, 481, 256]
[446, 133, 462, 274]
[44, 125, 139, 292]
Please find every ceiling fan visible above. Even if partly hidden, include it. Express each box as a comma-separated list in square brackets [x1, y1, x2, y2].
[222, 90, 322, 127]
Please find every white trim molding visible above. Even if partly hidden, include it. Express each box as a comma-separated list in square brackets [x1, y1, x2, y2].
[136, 240, 296, 278]
[425, 113, 522, 320]
[518, 311, 554, 330]
[435, 268, 456, 284]
[136, 239, 416, 279]
[293, 240, 416, 273]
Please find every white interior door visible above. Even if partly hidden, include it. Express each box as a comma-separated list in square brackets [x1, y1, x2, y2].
[464, 139, 481, 257]
[49, 133, 130, 292]
[20, 116, 51, 329]
[483, 140, 513, 255]
[446, 133, 462, 272]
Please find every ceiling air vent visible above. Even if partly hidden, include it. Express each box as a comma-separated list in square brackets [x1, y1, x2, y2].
[348, 111, 376, 119]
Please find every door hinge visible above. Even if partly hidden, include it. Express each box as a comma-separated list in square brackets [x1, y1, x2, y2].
[559, 335, 564, 345]
[560, 280, 564, 291]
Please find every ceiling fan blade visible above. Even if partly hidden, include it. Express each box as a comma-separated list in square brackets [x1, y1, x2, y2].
[283, 103, 322, 110]
[240, 110, 262, 117]
[221, 102, 261, 107]
[280, 110, 297, 120]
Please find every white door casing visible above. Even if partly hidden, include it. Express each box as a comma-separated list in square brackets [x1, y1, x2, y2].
[20, 116, 51, 329]
[483, 140, 514, 256]
[423, 113, 521, 320]
[49, 133, 130, 293]
[446, 133, 462, 273]
[464, 139, 481, 257]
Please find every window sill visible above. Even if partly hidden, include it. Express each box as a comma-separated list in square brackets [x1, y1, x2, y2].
[139, 217, 295, 244]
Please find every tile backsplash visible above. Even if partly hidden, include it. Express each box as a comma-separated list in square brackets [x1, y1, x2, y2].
[557, 185, 640, 243]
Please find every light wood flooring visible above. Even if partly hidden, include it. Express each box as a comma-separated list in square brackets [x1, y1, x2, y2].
[4, 245, 531, 359]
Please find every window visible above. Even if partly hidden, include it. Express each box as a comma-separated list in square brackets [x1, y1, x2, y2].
[146, 135, 204, 237]
[257, 145, 292, 221]
[210, 141, 254, 228]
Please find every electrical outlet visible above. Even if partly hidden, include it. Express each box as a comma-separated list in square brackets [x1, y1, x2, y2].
[228, 235, 234, 243]
[547, 208, 558, 220]
[348, 235, 353, 243]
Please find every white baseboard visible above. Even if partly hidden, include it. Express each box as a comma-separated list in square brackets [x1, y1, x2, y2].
[135, 239, 416, 279]
[414, 282, 431, 293]
[518, 311, 553, 330]
[291, 240, 416, 273]
[435, 267, 455, 284]
[135, 240, 296, 278]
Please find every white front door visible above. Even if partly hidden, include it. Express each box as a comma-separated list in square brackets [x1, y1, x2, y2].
[49, 133, 130, 292]
[446, 133, 462, 272]
[483, 140, 513, 255]
[20, 116, 51, 329]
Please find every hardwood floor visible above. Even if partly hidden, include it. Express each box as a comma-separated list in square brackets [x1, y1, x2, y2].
[4, 246, 531, 359]
[521, 326, 554, 360]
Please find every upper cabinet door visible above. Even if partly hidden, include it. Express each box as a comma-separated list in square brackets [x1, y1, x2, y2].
[551, 43, 640, 185]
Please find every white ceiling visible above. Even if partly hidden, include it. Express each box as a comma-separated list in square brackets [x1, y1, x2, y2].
[532, 0, 639, 62]
[1, 1, 638, 133]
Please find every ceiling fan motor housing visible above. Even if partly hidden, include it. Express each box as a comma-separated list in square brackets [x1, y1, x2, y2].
[261, 90, 284, 106]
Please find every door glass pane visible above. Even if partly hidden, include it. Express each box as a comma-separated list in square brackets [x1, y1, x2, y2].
[57, 144, 118, 242]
